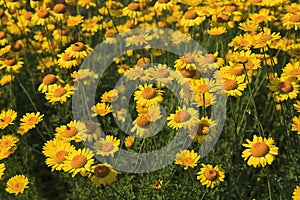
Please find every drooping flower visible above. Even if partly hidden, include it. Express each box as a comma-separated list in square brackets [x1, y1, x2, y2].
[91, 163, 117, 186]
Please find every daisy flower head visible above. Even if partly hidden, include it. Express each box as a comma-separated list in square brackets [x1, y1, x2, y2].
[5, 175, 29, 196]
[154, 0, 176, 12]
[55, 120, 84, 142]
[145, 64, 176, 86]
[0, 74, 14, 86]
[38, 74, 61, 93]
[78, 0, 96, 9]
[292, 116, 300, 134]
[180, 9, 205, 27]
[91, 103, 112, 117]
[78, 120, 101, 142]
[167, 105, 199, 130]
[63, 148, 94, 177]
[91, 163, 117, 187]
[193, 116, 216, 144]
[65, 42, 93, 59]
[45, 84, 74, 104]
[134, 84, 164, 108]
[0, 109, 17, 130]
[19, 112, 44, 130]
[0, 134, 19, 160]
[242, 135, 279, 168]
[293, 185, 300, 200]
[282, 62, 300, 81]
[152, 179, 163, 189]
[0, 56, 24, 73]
[43, 139, 76, 171]
[31, 7, 55, 26]
[221, 75, 247, 97]
[125, 33, 153, 47]
[268, 77, 299, 102]
[0, 163, 5, 180]
[122, 2, 143, 19]
[71, 69, 99, 85]
[67, 15, 84, 27]
[124, 135, 135, 148]
[124, 66, 148, 82]
[207, 27, 227, 36]
[101, 89, 119, 103]
[93, 135, 120, 157]
[174, 149, 200, 170]
[57, 52, 81, 69]
[197, 164, 225, 188]
[282, 12, 300, 30]
[294, 100, 300, 113]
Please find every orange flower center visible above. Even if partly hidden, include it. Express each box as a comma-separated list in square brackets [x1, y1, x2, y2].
[53, 3, 66, 13]
[182, 157, 194, 165]
[197, 123, 208, 135]
[4, 57, 17, 66]
[290, 69, 300, 76]
[12, 41, 22, 52]
[23, 11, 33, 20]
[26, 116, 38, 126]
[105, 29, 115, 37]
[142, 87, 157, 99]
[53, 88, 67, 97]
[54, 150, 68, 164]
[225, 5, 236, 12]
[101, 143, 114, 152]
[0, 9, 4, 18]
[94, 165, 110, 178]
[42, 74, 57, 85]
[0, 31, 5, 39]
[259, 33, 273, 42]
[289, 14, 300, 22]
[128, 3, 140, 11]
[72, 42, 85, 52]
[174, 110, 191, 123]
[85, 121, 96, 134]
[13, 182, 24, 191]
[37, 8, 49, 18]
[223, 79, 238, 90]
[277, 81, 293, 93]
[180, 68, 196, 78]
[250, 142, 269, 157]
[137, 57, 150, 67]
[136, 115, 150, 127]
[245, 61, 254, 69]
[240, 39, 249, 47]
[62, 126, 77, 137]
[71, 155, 87, 168]
[0, 117, 12, 124]
[181, 55, 194, 64]
[229, 65, 244, 76]
[157, 21, 166, 28]
[184, 10, 198, 20]
[158, 0, 170, 3]
[196, 85, 209, 93]
[203, 54, 217, 64]
[254, 15, 265, 23]
[217, 14, 229, 22]
[156, 68, 170, 78]
[204, 169, 218, 181]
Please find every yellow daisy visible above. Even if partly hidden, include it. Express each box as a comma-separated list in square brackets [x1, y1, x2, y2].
[63, 148, 94, 177]
[91, 163, 117, 187]
[124, 135, 135, 148]
[93, 135, 120, 157]
[101, 89, 119, 103]
[0, 56, 24, 73]
[282, 62, 300, 81]
[152, 179, 163, 189]
[0, 163, 5, 180]
[55, 120, 84, 142]
[193, 117, 216, 144]
[167, 105, 199, 130]
[154, 0, 176, 11]
[180, 10, 205, 27]
[122, 3, 142, 18]
[57, 52, 81, 69]
[19, 112, 44, 130]
[174, 149, 200, 170]
[294, 100, 300, 113]
[221, 75, 247, 97]
[45, 84, 74, 104]
[0, 109, 17, 130]
[207, 27, 227, 36]
[38, 74, 61, 93]
[292, 116, 300, 134]
[67, 15, 84, 27]
[5, 175, 29, 196]
[0, 74, 14, 86]
[65, 42, 93, 59]
[242, 135, 279, 168]
[197, 164, 225, 188]
[31, 7, 55, 26]
[268, 78, 299, 102]
[91, 103, 112, 117]
[293, 185, 300, 200]
[134, 84, 164, 108]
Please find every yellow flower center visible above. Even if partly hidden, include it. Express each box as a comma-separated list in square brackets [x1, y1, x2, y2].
[136, 115, 150, 127]
[54, 150, 68, 164]
[137, 57, 150, 67]
[53, 88, 67, 97]
[53, 3, 66, 13]
[277, 81, 293, 93]
[72, 42, 86, 52]
[26, 116, 38, 126]
[142, 87, 157, 99]
[182, 157, 194, 165]
[101, 143, 114, 152]
[0, 117, 12, 124]
[184, 10, 198, 20]
[223, 79, 238, 90]
[204, 169, 218, 181]
[94, 165, 110, 178]
[62, 126, 77, 137]
[174, 110, 191, 123]
[289, 14, 300, 22]
[180, 68, 196, 78]
[250, 142, 269, 157]
[4, 57, 17, 66]
[13, 182, 24, 191]
[42, 74, 57, 85]
[71, 155, 87, 168]
[37, 8, 49, 19]
[128, 3, 140, 11]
